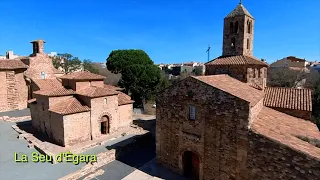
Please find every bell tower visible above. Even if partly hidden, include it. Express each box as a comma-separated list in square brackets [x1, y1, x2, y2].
[222, 1, 254, 57]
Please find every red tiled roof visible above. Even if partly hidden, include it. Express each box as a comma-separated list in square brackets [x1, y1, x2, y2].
[49, 97, 90, 115]
[104, 84, 123, 91]
[193, 75, 264, 106]
[252, 107, 320, 159]
[0, 60, 28, 70]
[248, 81, 263, 90]
[31, 78, 62, 90]
[33, 87, 75, 97]
[77, 86, 119, 98]
[59, 71, 105, 80]
[53, 68, 64, 74]
[264, 87, 312, 111]
[118, 92, 134, 105]
[205, 55, 268, 67]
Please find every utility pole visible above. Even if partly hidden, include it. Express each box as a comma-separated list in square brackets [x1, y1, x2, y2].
[206, 45, 211, 62]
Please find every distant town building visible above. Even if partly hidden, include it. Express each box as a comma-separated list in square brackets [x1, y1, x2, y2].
[270, 56, 309, 69]
[0, 51, 20, 59]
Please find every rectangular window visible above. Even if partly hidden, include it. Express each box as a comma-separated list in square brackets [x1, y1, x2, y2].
[41, 72, 45, 79]
[189, 106, 196, 120]
[247, 39, 250, 49]
[104, 98, 107, 104]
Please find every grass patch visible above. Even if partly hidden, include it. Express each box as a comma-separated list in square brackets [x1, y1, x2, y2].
[296, 135, 320, 148]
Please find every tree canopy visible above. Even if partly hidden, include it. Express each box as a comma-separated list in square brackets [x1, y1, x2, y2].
[51, 53, 98, 74]
[106, 49, 161, 107]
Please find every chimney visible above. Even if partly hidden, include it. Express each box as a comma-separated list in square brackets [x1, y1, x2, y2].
[6, 51, 14, 59]
[30, 40, 45, 55]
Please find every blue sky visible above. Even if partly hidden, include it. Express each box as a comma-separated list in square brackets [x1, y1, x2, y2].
[0, 0, 319, 64]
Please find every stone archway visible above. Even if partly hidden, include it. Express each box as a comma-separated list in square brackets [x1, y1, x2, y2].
[182, 151, 200, 180]
[98, 112, 113, 135]
[100, 115, 110, 134]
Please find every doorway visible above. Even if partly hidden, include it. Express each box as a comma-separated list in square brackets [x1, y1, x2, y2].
[100, 116, 109, 134]
[183, 151, 199, 180]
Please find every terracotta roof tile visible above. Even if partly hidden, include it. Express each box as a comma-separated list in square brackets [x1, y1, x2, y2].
[205, 55, 268, 67]
[118, 92, 134, 105]
[0, 60, 28, 70]
[31, 78, 62, 90]
[252, 107, 320, 159]
[77, 86, 119, 98]
[59, 71, 105, 80]
[264, 87, 312, 111]
[193, 75, 264, 106]
[49, 97, 90, 115]
[104, 84, 123, 91]
[248, 81, 263, 90]
[33, 87, 75, 97]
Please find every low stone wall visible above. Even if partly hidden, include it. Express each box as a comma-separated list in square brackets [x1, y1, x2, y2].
[59, 149, 116, 180]
[247, 131, 320, 180]
[0, 115, 31, 122]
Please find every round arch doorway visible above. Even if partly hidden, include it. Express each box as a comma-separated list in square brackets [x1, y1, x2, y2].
[100, 115, 110, 134]
[183, 151, 200, 180]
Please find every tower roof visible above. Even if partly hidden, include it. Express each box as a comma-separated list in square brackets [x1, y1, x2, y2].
[225, 2, 253, 19]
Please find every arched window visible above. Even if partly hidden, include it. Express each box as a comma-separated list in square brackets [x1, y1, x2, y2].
[234, 21, 239, 33]
[231, 38, 236, 48]
[247, 20, 251, 34]
[230, 22, 234, 34]
[247, 39, 250, 49]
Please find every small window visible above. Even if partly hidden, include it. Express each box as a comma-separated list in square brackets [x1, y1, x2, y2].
[230, 22, 234, 34]
[231, 38, 236, 48]
[247, 20, 251, 34]
[234, 21, 239, 33]
[41, 72, 45, 79]
[189, 106, 196, 120]
[104, 98, 107, 104]
[247, 39, 250, 49]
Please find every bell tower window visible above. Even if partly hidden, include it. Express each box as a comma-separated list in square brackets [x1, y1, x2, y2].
[247, 39, 250, 49]
[231, 38, 236, 48]
[234, 21, 239, 33]
[247, 20, 252, 34]
[230, 22, 234, 34]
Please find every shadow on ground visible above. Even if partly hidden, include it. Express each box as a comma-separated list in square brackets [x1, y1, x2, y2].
[16, 120, 56, 144]
[103, 118, 186, 180]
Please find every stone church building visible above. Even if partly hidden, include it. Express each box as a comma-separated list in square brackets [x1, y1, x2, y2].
[156, 2, 319, 180]
[28, 71, 134, 147]
[0, 40, 64, 112]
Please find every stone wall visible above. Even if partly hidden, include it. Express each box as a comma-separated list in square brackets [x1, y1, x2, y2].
[90, 80, 104, 88]
[30, 102, 41, 131]
[63, 111, 91, 147]
[15, 70, 28, 110]
[247, 131, 320, 180]
[156, 77, 251, 180]
[6, 70, 18, 110]
[270, 107, 311, 120]
[33, 95, 51, 136]
[222, 15, 254, 56]
[50, 112, 64, 146]
[118, 104, 133, 127]
[90, 95, 119, 139]
[0, 71, 8, 112]
[24, 53, 58, 80]
[247, 66, 267, 89]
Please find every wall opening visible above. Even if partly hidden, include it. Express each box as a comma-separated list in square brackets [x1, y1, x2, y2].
[100, 116, 110, 134]
[234, 21, 239, 33]
[230, 22, 234, 34]
[247, 20, 251, 34]
[247, 39, 250, 50]
[183, 151, 199, 180]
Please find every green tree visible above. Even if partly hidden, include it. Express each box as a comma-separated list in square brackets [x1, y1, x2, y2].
[106, 49, 161, 108]
[83, 59, 99, 74]
[51, 53, 82, 73]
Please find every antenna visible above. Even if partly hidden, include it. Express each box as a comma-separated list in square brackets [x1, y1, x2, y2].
[206, 45, 211, 62]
